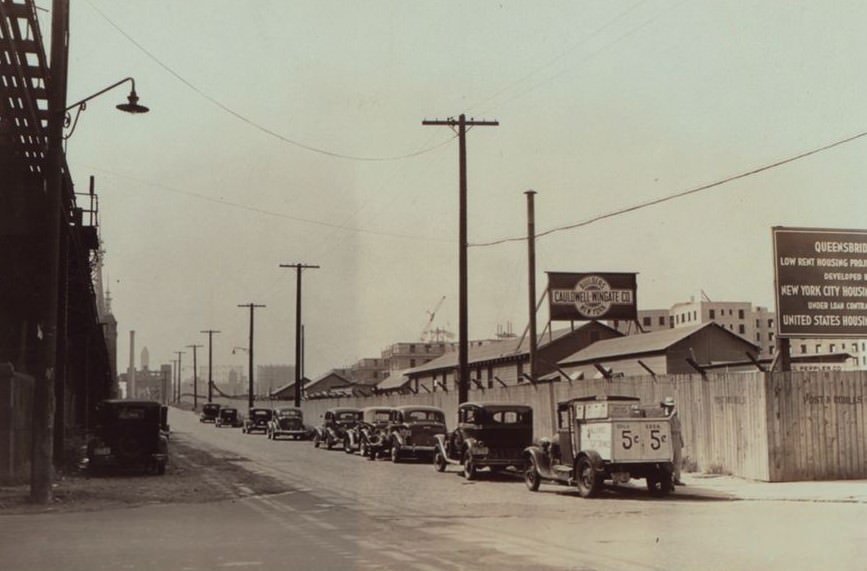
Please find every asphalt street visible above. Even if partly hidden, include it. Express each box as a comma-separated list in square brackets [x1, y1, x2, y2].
[2, 408, 865, 571]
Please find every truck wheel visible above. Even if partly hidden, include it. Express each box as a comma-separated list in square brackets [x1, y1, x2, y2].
[524, 457, 541, 492]
[462, 453, 478, 480]
[647, 465, 674, 495]
[434, 451, 447, 473]
[575, 456, 601, 498]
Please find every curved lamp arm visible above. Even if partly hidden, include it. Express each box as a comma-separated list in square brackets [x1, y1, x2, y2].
[65, 77, 149, 114]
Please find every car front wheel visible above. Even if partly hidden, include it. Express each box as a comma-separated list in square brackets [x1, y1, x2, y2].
[525, 457, 541, 492]
[434, 451, 447, 473]
[391, 444, 401, 463]
[462, 453, 478, 480]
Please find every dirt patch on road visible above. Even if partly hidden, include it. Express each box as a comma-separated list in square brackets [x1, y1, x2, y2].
[0, 433, 287, 515]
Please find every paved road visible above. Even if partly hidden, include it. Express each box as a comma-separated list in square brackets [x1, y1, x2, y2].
[2, 408, 865, 570]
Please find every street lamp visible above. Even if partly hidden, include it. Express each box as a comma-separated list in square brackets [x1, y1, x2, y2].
[66, 76, 150, 115]
[63, 77, 149, 137]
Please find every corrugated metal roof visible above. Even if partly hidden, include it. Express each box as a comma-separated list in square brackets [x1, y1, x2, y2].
[558, 322, 757, 365]
[406, 324, 604, 375]
[377, 370, 411, 391]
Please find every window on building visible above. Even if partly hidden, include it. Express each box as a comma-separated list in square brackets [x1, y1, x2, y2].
[756, 333, 761, 341]
[800, 344, 807, 354]
[409, 344, 415, 353]
[410, 359, 416, 368]
[756, 319, 760, 328]
[709, 309, 715, 319]
[816, 344, 822, 353]
[643, 316, 651, 327]
[425, 344, 430, 353]
[769, 345, 774, 354]
[487, 366, 493, 389]
[739, 324, 745, 334]
[738, 309, 745, 319]
[669, 316, 674, 327]
[769, 332, 774, 341]
[517, 362, 524, 382]
[830, 344, 836, 353]
[768, 319, 773, 328]
[693, 311, 697, 321]
[659, 316, 666, 326]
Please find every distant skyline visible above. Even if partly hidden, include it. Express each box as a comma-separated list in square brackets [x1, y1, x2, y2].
[54, 1, 867, 378]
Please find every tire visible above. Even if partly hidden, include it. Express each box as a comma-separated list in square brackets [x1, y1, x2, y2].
[525, 457, 541, 492]
[326, 435, 334, 450]
[313, 434, 321, 448]
[360, 441, 368, 458]
[344, 437, 353, 454]
[647, 465, 674, 496]
[575, 456, 601, 498]
[391, 443, 401, 463]
[462, 453, 478, 480]
[434, 451, 447, 473]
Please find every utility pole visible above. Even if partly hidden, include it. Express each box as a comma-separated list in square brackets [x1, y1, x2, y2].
[422, 114, 498, 404]
[201, 330, 221, 402]
[279, 264, 319, 408]
[186, 344, 203, 410]
[174, 351, 185, 403]
[526, 190, 538, 382]
[171, 359, 178, 403]
[238, 303, 265, 410]
[30, 0, 70, 504]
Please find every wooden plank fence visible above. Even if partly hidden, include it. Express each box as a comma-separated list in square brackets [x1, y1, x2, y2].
[210, 370, 867, 482]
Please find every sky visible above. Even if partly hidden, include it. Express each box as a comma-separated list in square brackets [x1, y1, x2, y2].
[48, 1, 867, 379]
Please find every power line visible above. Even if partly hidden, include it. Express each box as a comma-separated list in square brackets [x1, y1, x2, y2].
[85, 0, 456, 162]
[83, 165, 451, 244]
[470, 129, 867, 248]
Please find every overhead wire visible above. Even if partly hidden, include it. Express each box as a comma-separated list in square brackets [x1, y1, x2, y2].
[85, 0, 456, 162]
[470, 129, 867, 248]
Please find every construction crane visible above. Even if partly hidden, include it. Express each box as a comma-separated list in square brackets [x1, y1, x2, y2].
[420, 296, 446, 342]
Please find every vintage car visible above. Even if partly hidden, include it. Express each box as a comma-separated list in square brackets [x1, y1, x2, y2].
[242, 408, 273, 434]
[199, 402, 221, 423]
[523, 395, 675, 497]
[313, 407, 361, 450]
[388, 405, 447, 463]
[433, 402, 532, 479]
[342, 406, 395, 459]
[215, 407, 242, 428]
[81, 399, 168, 475]
[267, 407, 311, 440]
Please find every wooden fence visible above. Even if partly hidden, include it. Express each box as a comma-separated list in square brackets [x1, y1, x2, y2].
[245, 370, 866, 482]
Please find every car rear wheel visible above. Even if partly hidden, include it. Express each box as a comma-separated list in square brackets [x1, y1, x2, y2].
[525, 457, 541, 491]
[462, 453, 478, 480]
[391, 443, 401, 463]
[313, 434, 321, 448]
[575, 456, 601, 498]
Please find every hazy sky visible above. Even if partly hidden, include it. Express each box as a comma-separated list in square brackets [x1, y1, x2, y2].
[53, 1, 867, 379]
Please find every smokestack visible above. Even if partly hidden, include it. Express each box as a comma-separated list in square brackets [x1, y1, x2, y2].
[128, 330, 136, 399]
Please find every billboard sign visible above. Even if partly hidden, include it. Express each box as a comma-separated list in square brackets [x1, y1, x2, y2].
[773, 226, 867, 337]
[547, 272, 637, 321]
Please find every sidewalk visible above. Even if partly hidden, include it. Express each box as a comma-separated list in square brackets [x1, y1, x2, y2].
[674, 472, 867, 503]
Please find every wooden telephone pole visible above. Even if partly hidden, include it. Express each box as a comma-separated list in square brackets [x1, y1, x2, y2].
[279, 263, 319, 407]
[238, 303, 265, 410]
[201, 330, 221, 402]
[422, 114, 498, 404]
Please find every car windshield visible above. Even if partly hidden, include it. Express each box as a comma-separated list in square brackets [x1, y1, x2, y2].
[278, 409, 301, 417]
[252, 410, 270, 417]
[405, 410, 444, 423]
[336, 411, 358, 421]
[367, 410, 391, 422]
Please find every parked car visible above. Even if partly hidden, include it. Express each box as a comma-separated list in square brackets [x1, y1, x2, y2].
[242, 408, 273, 434]
[433, 402, 532, 479]
[523, 395, 675, 497]
[343, 406, 395, 459]
[81, 399, 168, 475]
[388, 405, 447, 463]
[267, 407, 312, 440]
[313, 407, 361, 450]
[199, 402, 221, 423]
[215, 407, 242, 428]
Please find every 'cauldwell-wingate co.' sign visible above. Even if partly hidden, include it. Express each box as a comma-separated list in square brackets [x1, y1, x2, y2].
[547, 272, 637, 321]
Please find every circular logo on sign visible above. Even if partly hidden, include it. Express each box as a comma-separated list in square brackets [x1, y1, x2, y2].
[574, 275, 613, 318]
